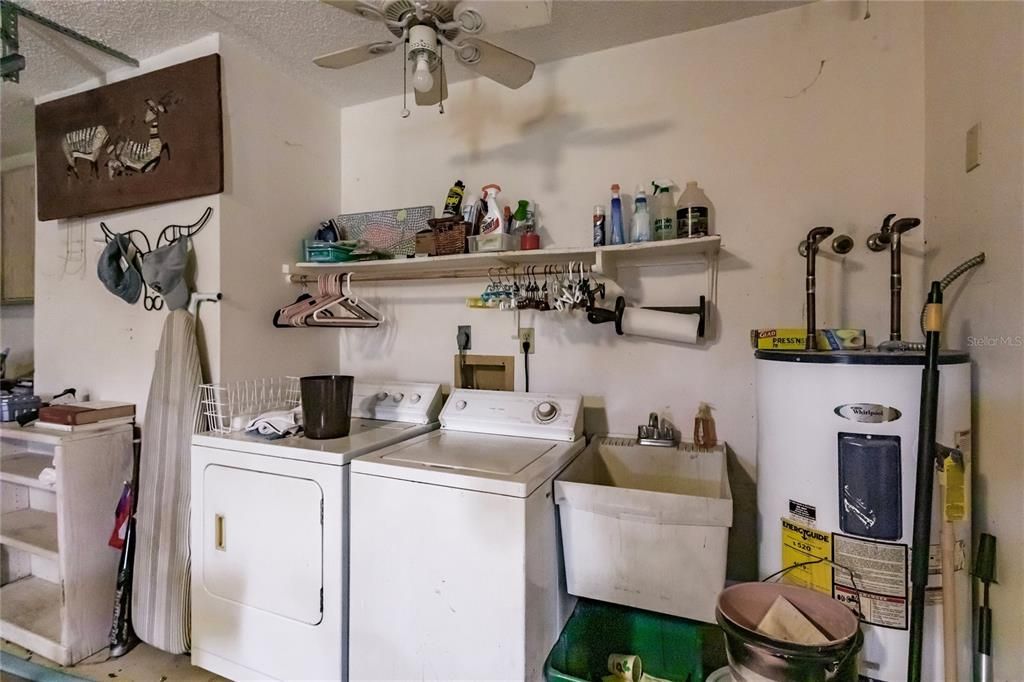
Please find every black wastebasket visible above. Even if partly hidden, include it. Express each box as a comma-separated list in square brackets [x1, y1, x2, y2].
[300, 375, 354, 439]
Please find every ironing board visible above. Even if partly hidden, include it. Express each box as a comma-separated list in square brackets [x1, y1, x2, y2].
[132, 310, 202, 654]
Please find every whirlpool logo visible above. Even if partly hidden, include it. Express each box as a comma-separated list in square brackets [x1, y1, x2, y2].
[834, 403, 902, 423]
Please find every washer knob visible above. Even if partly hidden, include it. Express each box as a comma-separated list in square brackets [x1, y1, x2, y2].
[409, 394, 421, 404]
[535, 401, 558, 421]
[376, 391, 389, 401]
[392, 393, 404, 403]
[455, 400, 467, 410]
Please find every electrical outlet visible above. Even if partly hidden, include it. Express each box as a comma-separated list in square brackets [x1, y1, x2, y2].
[519, 327, 535, 353]
[457, 325, 471, 351]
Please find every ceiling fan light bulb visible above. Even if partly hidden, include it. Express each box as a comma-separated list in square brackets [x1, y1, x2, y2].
[412, 55, 434, 92]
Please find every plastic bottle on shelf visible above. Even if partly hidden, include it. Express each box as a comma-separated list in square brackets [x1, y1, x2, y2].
[651, 179, 676, 241]
[592, 205, 606, 247]
[676, 181, 712, 238]
[480, 184, 506, 234]
[610, 184, 625, 245]
[631, 187, 651, 242]
[443, 180, 465, 217]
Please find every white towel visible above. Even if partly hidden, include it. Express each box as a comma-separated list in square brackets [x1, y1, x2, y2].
[245, 407, 302, 437]
[37, 467, 56, 485]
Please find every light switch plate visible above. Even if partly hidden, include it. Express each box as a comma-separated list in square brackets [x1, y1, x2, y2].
[966, 123, 981, 173]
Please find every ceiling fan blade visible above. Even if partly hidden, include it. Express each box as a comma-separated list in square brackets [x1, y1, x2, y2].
[454, 1, 552, 35]
[314, 42, 395, 69]
[320, 0, 384, 20]
[415, 65, 449, 106]
[458, 39, 535, 89]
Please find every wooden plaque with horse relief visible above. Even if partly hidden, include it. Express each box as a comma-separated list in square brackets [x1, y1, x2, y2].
[35, 54, 223, 221]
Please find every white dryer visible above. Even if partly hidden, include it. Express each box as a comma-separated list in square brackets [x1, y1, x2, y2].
[348, 388, 585, 682]
[190, 381, 442, 682]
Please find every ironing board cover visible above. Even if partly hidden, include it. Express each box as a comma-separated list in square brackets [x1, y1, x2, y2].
[132, 310, 202, 654]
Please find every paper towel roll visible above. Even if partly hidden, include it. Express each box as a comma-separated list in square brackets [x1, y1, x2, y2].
[620, 307, 701, 344]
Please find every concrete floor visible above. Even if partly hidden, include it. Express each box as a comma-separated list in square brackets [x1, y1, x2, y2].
[1, 640, 224, 682]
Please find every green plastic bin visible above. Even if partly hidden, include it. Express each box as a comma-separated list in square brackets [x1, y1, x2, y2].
[545, 599, 727, 682]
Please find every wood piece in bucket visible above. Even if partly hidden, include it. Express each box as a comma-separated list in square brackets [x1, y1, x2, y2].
[756, 595, 829, 645]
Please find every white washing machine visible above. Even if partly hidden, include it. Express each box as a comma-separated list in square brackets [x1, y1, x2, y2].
[190, 380, 442, 682]
[348, 388, 585, 682]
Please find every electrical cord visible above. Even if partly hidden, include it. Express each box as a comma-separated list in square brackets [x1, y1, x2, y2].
[523, 341, 531, 392]
[457, 328, 472, 388]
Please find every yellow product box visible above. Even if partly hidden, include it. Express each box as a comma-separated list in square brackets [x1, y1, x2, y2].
[751, 328, 866, 350]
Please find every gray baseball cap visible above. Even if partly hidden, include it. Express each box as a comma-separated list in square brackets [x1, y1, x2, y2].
[97, 234, 143, 304]
[142, 238, 191, 311]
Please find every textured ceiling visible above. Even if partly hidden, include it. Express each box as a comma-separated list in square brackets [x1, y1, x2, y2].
[1, 0, 804, 156]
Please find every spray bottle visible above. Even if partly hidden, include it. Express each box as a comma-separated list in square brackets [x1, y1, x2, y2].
[610, 184, 625, 244]
[631, 187, 651, 242]
[480, 184, 506, 234]
[651, 179, 677, 241]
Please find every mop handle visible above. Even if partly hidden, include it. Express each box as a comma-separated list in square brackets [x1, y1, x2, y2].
[908, 282, 943, 682]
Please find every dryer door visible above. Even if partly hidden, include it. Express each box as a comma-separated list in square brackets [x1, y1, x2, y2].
[202, 464, 324, 624]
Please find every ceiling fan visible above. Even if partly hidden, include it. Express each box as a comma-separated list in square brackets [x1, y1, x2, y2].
[315, 0, 551, 115]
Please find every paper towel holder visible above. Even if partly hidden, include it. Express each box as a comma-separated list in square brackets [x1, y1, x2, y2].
[587, 295, 706, 340]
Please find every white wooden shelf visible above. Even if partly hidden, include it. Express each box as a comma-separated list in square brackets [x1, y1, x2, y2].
[1, 424, 132, 665]
[0, 575, 65, 663]
[0, 453, 56, 490]
[284, 236, 721, 283]
[1, 508, 59, 561]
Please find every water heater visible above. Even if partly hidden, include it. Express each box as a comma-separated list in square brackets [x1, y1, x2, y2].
[756, 350, 971, 682]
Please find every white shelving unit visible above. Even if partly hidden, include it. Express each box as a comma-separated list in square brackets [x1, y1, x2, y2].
[283, 236, 721, 283]
[0, 423, 132, 665]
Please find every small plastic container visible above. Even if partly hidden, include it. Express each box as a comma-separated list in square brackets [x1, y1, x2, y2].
[544, 599, 726, 682]
[303, 240, 355, 263]
[467, 233, 518, 253]
[554, 437, 732, 623]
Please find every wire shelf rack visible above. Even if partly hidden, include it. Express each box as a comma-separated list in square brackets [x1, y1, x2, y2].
[198, 377, 301, 434]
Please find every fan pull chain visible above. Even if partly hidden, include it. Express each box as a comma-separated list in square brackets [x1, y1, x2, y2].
[438, 42, 445, 115]
[401, 40, 410, 118]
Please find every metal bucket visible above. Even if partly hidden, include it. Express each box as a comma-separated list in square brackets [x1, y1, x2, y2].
[716, 583, 862, 682]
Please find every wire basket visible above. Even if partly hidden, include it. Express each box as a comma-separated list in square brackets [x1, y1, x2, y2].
[198, 377, 301, 434]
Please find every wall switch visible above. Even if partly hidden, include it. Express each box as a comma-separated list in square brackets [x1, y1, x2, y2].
[519, 327, 535, 353]
[457, 325, 471, 351]
[966, 123, 981, 173]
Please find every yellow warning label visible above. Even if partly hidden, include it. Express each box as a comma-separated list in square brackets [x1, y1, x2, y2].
[781, 519, 832, 594]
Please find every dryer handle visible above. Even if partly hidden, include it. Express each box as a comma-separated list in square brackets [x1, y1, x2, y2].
[215, 513, 226, 551]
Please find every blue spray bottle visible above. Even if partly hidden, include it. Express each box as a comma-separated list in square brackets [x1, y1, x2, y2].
[610, 184, 626, 244]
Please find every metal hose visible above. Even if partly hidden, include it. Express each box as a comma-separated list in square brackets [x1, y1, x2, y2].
[919, 252, 986, 335]
[877, 252, 985, 352]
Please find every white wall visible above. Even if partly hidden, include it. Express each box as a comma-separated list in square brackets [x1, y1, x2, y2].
[924, 3, 1024, 679]
[338, 1, 926, 578]
[33, 37, 223, 419]
[32, 34, 342, 418]
[217, 35, 340, 381]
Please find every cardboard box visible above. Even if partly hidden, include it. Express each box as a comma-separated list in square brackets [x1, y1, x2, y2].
[751, 328, 867, 350]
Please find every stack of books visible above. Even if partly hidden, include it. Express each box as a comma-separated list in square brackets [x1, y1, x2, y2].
[38, 401, 135, 431]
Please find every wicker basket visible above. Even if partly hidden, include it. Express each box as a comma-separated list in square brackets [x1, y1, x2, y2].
[429, 217, 468, 255]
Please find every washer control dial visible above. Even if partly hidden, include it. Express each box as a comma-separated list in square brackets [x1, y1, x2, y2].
[409, 393, 421, 404]
[455, 400, 467, 410]
[392, 393, 404, 403]
[376, 391, 389, 401]
[534, 401, 559, 422]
